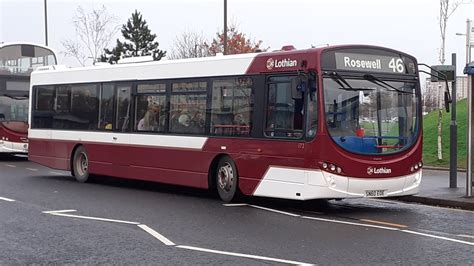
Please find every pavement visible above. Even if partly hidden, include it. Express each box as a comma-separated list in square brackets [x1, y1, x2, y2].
[395, 168, 474, 211]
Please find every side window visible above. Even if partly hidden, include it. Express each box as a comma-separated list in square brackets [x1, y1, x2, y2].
[306, 75, 318, 138]
[116, 84, 132, 132]
[135, 83, 167, 132]
[211, 77, 253, 136]
[54, 85, 70, 114]
[35, 86, 54, 111]
[170, 81, 207, 134]
[265, 76, 304, 139]
[70, 84, 99, 130]
[98, 83, 115, 130]
[32, 86, 55, 128]
[51, 85, 72, 129]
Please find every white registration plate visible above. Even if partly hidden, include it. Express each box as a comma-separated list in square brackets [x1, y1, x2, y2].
[365, 189, 385, 197]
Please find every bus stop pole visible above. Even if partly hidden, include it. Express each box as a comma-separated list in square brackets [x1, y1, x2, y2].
[468, 72, 473, 197]
[466, 19, 473, 197]
[449, 53, 457, 188]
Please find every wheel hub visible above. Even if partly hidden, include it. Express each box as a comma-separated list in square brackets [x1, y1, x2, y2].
[77, 152, 88, 176]
[218, 162, 234, 192]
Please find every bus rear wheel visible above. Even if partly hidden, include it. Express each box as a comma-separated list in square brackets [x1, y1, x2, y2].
[72, 146, 90, 183]
[216, 156, 239, 202]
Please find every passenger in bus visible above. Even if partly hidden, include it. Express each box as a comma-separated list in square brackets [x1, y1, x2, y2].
[137, 105, 159, 131]
[233, 113, 243, 125]
[170, 110, 182, 131]
[177, 113, 191, 133]
[233, 113, 249, 136]
[190, 111, 205, 133]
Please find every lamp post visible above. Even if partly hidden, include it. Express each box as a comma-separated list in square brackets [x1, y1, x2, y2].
[223, 0, 227, 55]
[44, 0, 48, 46]
[456, 19, 472, 67]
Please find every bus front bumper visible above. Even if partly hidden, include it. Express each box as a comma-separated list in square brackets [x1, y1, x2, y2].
[0, 139, 28, 154]
[252, 167, 422, 200]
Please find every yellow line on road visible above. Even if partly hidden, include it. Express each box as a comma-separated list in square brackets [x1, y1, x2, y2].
[458, 234, 474, 239]
[359, 219, 408, 228]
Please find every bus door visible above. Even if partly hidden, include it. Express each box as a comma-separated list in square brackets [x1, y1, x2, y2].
[247, 75, 308, 178]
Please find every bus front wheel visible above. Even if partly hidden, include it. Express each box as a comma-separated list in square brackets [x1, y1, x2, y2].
[216, 156, 239, 202]
[72, 146, 90, 183]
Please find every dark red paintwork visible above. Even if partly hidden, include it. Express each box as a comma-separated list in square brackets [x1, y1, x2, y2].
[0, 122, 28, 143]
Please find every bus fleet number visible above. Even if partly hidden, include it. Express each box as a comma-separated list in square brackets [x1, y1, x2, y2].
[388, 58, 405, 73]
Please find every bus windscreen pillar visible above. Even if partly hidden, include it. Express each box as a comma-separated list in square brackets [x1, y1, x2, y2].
[463, 62, 474, 197]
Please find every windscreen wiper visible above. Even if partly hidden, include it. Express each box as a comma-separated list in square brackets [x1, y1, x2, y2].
[329, 72, 373, 91]
[2, 94, 28, 100]
[363, 74, 414, 94]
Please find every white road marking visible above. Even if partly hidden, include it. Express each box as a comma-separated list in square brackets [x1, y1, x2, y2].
[302, 216, 398, 231]
[458, 234, 474, 239]
[26, 168, 38, 171]
[230, 204, 474, 247]
[41, 208, 313, 263]
[42, 209, 77, 214]
[43, 210, 140, 225]
[402, 230, 474, 246]
[249, 205, 301, 217]
[0, 197, 15, 202]
[49, 171, 64, 175]
[5, 164, 16, 168]
[223, 203, 249, 207]
[137, 224, 175, 246]
[176, 245, 313, 265]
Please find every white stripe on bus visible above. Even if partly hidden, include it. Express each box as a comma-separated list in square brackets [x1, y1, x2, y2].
[29, 129, 208, 150]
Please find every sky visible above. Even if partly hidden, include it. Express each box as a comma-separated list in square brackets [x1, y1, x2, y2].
[1, 0, 473, 74]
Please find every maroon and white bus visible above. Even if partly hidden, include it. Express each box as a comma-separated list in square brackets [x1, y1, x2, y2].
[28, 45, 422, 202]
[0, 42, 56, 154]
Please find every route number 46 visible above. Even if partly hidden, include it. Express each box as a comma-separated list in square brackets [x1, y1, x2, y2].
[388, 58, 405, 73]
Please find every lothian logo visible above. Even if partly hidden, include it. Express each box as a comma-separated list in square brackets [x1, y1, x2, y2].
[367, 166, 391, 175]
[266, 58, 275, 70]
[266, 58, 298, 70]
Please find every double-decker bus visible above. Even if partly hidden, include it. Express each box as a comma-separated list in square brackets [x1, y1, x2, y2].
[28, 45, 422, 202]
[0, 42, 57, 154]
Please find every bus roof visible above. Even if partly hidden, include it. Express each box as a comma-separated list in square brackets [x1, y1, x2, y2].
[30, 45, 416, 86]
[0, 42, 56, 54]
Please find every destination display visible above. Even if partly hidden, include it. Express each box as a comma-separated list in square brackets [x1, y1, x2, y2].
[334, 52, 415, 74]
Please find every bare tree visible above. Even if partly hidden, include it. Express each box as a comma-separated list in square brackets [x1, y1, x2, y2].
[61, 5, 120, 66]
[439, 0, 462, 64]
[168, 30, 210, 59]
[437, 0, 461, 160]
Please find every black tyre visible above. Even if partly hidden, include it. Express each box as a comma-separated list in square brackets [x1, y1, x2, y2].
[72, 146, 90, 183]
[216, 156, 239, 202]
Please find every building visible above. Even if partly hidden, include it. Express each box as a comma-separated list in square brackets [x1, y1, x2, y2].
[423, 76, 468, 113]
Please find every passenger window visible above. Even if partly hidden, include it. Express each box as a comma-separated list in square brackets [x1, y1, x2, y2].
[99, 84, 115, 130]
[135, 87, 167, 132]
[35, 86, 54, 111]
[170, 82, 207, 134]
[70, 84, 99, 130]
[211, 78, 253, 136]
[265, 76, 304, 138]
[116, 84, 131, 132]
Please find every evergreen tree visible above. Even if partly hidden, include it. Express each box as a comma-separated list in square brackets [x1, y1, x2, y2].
[100, 39, 124, 63]
[101, 10, 166, 63]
